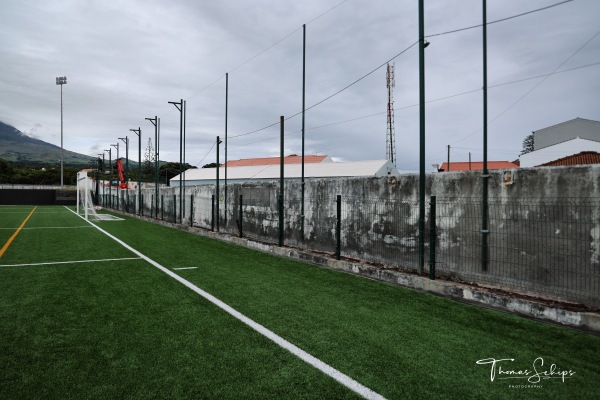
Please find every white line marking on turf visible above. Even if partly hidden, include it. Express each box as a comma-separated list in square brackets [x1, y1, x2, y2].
[172, 267, 198, 270]
[65, 206, 386, 400]
[0, 226, 93, 230]
[0, 257, 142, 268]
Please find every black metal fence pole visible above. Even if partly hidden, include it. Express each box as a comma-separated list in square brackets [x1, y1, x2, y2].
[211, 194, 215, 232]
[278, 116, 284, 247]
[429, 196, 436, 280]
[336, 195, 341, 260]
[161, 195, 164, 220]
[173, 194, 176, 223]
[239, 194, 243, 238]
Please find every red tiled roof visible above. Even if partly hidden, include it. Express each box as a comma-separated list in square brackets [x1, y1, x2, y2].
[224, 154, 328, 167]
[438, 161, 519, 172]
[537, 151, 600, 167]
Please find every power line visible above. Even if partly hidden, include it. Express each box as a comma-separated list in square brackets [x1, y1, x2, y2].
[306, 0, 352, 25]
[229, 40, 419, 140]
[293, 59, 599, 134]
[452, 27, 600, 146]
[426, 0, 573, 38]
[193, 141, 216, 167]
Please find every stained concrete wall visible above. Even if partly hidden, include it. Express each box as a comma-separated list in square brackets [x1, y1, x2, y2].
[128, 165, 600, 307]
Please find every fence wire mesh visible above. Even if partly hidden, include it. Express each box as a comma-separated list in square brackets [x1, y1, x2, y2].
[100, 188, 600, 307]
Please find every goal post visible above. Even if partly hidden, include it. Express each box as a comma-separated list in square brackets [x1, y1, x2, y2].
[77, 172, 93, 220]
[76, 170, 124, 222]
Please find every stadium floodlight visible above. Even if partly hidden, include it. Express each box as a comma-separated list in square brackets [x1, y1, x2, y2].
[56, 76, 67, 188]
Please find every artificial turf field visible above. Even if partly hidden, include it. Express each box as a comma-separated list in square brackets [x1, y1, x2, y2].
[0, 205, 599, 399]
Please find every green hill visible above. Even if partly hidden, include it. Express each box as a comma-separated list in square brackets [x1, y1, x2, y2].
[0, 121, 95, 166]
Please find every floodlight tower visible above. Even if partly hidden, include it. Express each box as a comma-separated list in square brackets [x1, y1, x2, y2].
[56, 76, 67, 188]
[386, 63, 396, 166]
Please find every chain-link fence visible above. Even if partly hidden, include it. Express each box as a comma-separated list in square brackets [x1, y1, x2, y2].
[101, 188, 600, 307]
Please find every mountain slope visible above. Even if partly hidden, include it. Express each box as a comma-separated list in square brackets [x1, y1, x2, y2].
[0, 121, 94, 166]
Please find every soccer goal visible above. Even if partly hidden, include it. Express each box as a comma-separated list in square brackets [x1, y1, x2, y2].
[77, 171, 122, 221]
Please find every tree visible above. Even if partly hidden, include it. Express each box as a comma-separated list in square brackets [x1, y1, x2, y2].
[202, 162, 220, 168]
[520, 133, 534, 155]
[143, 138, 155, 176]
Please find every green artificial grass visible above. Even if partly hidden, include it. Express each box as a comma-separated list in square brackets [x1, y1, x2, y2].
[1, 206, 599, 399]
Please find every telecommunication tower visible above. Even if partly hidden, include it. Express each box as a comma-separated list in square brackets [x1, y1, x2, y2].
[386, 63, 396, 165]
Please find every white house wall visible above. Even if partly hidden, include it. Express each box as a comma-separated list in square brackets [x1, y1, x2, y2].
[519, 138, 600, 167]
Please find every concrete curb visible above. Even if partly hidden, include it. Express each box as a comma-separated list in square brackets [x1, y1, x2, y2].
[128, 212, 600, 334]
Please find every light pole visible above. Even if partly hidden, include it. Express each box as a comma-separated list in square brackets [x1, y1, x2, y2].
[145, 116, 160, 217]
[168, 99, 184, 224]
[119, 137, 129, 212]
[56, 76, 67, 188]
[130, 128, 141, 215]
[104, 148, 111, 208]
[96, 153, 103, 205]
[111, 143, 119, 209]
[111, 142, 119, 161]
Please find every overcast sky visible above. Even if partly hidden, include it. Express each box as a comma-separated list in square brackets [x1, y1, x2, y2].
[1, 0, 599, 171]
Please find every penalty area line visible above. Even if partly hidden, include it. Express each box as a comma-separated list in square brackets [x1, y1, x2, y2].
[64, 206, 387, 400]
[0, 257, 142, 268]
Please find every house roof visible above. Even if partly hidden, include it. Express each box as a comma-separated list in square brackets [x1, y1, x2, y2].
[171, 159, 400, 183]
[437, 161, 518, 172]
[537, 151, 600, 167]
[224, 154, 331, 167]
[533, 117, 600, 134]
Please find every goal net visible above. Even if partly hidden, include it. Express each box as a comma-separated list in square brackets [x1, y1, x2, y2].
[77, 172, 122, 221]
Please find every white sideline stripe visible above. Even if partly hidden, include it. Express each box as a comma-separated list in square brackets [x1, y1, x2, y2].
[173, 267, 198, 270]
[0, 257, 142, 268]
[64, 206, 386, 400]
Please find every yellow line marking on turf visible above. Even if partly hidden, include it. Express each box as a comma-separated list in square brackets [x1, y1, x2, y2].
[0, 206, 37, 258]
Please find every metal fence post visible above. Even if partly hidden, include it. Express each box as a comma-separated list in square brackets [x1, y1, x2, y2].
[211, 194, 215, 232]
[141, 194, 143, 216]
[278, 194, 284, 246]
[161, 195, 164, 221]
[429, 196, 436, 280]
[336, 195, 341, 260]
[173, 194, 176, 223]
[238, 194, 243, 238]
[190, 194, 194, 227]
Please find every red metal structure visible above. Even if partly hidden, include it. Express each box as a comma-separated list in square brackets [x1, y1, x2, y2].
[116, 159, 127, 189]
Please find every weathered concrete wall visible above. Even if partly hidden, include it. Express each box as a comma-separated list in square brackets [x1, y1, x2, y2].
[128, 165, 600, 307]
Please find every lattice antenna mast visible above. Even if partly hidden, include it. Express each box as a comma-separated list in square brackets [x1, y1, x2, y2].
[386, 62, 396, 165]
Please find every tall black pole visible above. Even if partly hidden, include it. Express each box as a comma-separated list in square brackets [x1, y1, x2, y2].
[418, 0, 426, 274]
[125, 138, 129, 211]
[129, 128, 141, 213]
[138, 128, 142, 214]
[279, 116, 284, 247]
[482, 0, 489, 271]
[106, 148, 111, 208]
[447, 145, 450, 171]
[156, 117, 160, 217]
[168, 99, 184, 223]
[225, 73, 228, 225]
[183, 100, 186, 221]
[119, 137, 129, 211]
[301, 24, 306, 240]
[216, 136, 221, 232]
